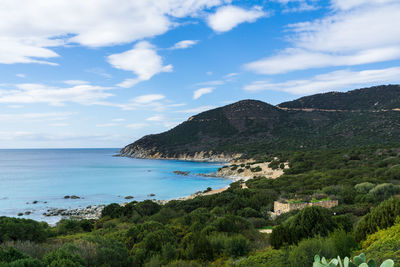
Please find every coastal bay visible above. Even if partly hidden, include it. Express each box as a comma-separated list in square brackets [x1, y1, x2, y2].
[0, 148, 231, 223]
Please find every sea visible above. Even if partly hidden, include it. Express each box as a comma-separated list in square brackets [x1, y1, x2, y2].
[0, 148, 231, 224]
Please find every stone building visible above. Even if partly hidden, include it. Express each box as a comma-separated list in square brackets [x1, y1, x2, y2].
[273, 199, 338, 215]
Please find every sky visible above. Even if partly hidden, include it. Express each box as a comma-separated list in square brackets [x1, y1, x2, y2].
[0, 0, 400, 148]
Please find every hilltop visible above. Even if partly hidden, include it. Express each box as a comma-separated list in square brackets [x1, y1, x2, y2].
[279, 85, 400, 111]
[120, 85, 400, 160]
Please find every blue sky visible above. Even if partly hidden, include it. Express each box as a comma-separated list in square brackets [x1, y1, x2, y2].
[0, 0, 399, 148]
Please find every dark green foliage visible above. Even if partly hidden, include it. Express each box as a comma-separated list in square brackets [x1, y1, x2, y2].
[224, 235, 250, 258]
[250, 166, 262, 172]
[354, 197, 400, 241]
[4, 258, 44, 267]
[0, 217, 48, 243]
[279, 85, 400, 110]
[55, 219, 94, 235]
[42, 244, 85, 267]
[287, 236, 336, 267]
[0, 247, 28, 263]
[270, 206, 337, 248]
[101, 203, 124, 218]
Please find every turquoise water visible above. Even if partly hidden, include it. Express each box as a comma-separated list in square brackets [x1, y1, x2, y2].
[0, 149, 231, 223]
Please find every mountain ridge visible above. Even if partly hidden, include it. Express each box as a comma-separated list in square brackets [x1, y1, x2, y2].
[120, 85, 400, 160]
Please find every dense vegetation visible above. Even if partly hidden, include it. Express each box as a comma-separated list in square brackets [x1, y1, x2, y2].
[1, 147, 400, 266]
[279, 85, 400, 110]
[121, 85, 400, 158]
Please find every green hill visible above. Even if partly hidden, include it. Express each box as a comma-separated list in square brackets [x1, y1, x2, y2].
[120, 85, 400, 159]
[278, 84, 400, 110]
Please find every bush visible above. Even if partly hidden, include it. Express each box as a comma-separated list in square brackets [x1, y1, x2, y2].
[329, 229, 358, 258]
[6, 258, 44, 267]
[225, 235, 250, 258]
[0, 217, 48, 243]
[250, 166, 262, 172]
[354, 182, 375, 194]
[0, 247, 28, 263]
[212, 215, 253, 233]
[288, 236, 336, 267]
[237, 207, 261, 218]
[236, 248, 288, 267]
[355, 198, 400, 241]
[42, 244, 86, 267]
[270, 206, 337, 248]
[369, 183, 400, 202]
[101, 203, 124, 219]
[360, 221, 400, 264]
[247, 217, 266, 229]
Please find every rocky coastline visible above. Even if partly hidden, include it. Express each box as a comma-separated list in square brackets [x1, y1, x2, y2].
[43, 205, 105, 220]
[20, 158, 287, 223]
[119, 144, 241, 163]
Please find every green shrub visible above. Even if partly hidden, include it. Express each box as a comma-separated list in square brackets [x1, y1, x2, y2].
[6, 258, 44, 267]
[270, 206, 337, 248]
[251, 166, 262, 172]
[42, 244, 86, 267]
[0, 247, 28, 263]
[288, 236, 336, 267]
[354, 198, 400, 241]
[225, 235, 250, 258]
[369, 183, 400, 202]
[0, 217, 48, 243]
[101, 203, 124, 219]
[360, 221, 400, 264]
[236, 248, 288, 267]
[354, 182, 375, 194]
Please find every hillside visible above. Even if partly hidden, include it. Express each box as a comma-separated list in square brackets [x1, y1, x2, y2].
[278, 85, 400, 111]
[120, 85, 400, 160]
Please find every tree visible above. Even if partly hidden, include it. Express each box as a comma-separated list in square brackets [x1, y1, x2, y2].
[271, 206, 337, 248]
[355, 198, 400, 241]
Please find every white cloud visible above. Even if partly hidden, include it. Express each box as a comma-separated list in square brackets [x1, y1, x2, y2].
[0, 0, 229, 64]
[273, 0, 318, 12]
[96, 123, 118, 127]
[112, 118, 125, 122]
[194, 80, 225, 87]
[0, 112, 75, 122]
[244, 66, 400, 94]
[146, 115, 166, 121]
[0, 83, 113, 106]
[244, 1, 400, 74]
[132, 94, 165, 104]
[126, 123, 148, 129]
[176, 105, 215, 114]
[108, 41, 173, 88]
[85, 68, 112, 79]
[207, 5, 266, 33]
[49, 123, 69, 127]
[331, 0, 397, 10]
[193, 87, 214, 99]
[63, 80, 89, 85]
[245, 47, 400, 75]
[170, 40, 199, 50]
[224, 72, 238, 78]
[16, 74, 26, 78]
[7, 105, 23, 109]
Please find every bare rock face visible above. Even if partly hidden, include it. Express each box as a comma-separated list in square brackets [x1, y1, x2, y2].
[120, 143, 241, 162]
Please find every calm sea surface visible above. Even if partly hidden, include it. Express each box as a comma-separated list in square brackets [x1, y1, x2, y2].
[0, 149, 231, 223]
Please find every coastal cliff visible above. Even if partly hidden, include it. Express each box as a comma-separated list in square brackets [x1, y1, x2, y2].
[119, 144, 241, 162]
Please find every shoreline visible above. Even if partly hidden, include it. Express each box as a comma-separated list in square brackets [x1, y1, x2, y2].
[15, 156, 285, 223]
